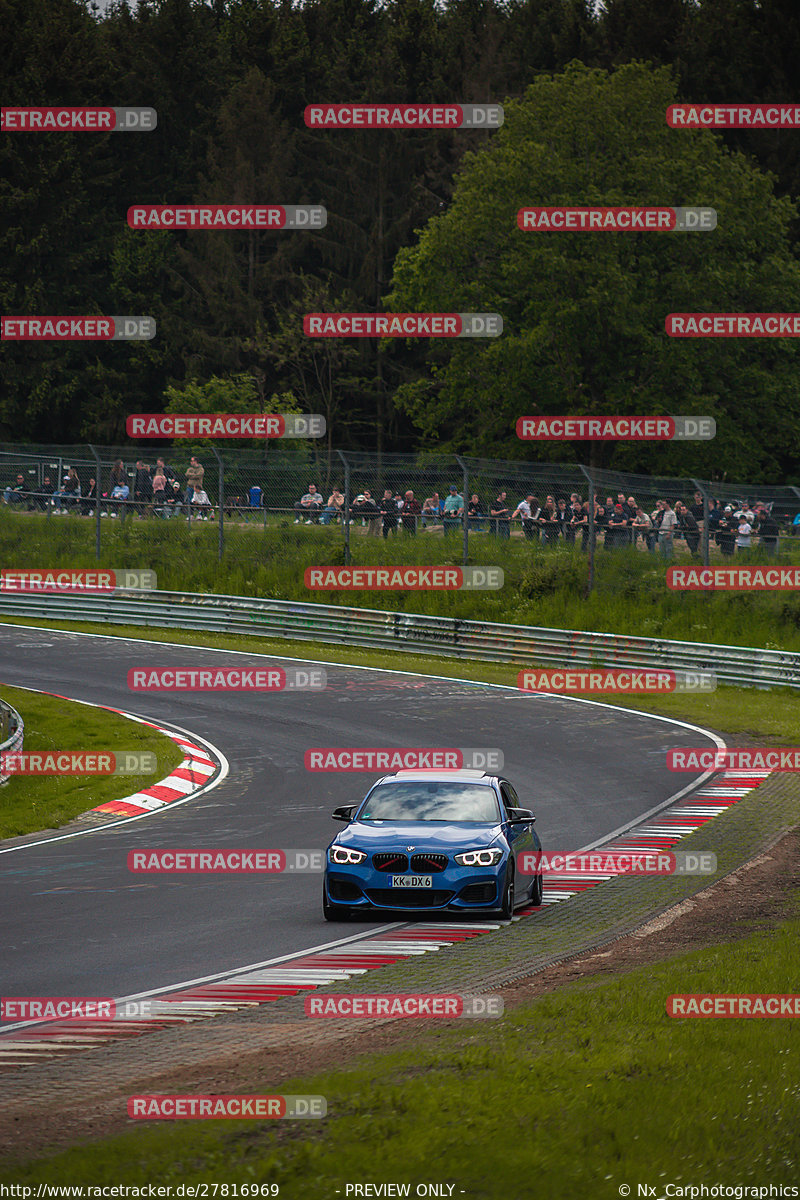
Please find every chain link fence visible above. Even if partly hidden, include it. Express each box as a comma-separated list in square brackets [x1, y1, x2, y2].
[2, 443, 800, 588]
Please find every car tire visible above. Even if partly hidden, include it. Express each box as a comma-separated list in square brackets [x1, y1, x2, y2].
[499, 863, 515, 919]
[530, 870, 543, 907]
[322, 882, 351, 922]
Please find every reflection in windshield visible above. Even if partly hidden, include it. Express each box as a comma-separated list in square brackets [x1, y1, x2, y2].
[360, 782, 501, 823]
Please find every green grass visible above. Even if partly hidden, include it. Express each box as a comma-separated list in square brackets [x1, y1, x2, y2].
[3, 506, 800, 651]
[5, 900, 799, 1190]
[0, 684, 185, 837]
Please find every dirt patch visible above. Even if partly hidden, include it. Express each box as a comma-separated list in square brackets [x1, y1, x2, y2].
[2, 828, 799, 1164]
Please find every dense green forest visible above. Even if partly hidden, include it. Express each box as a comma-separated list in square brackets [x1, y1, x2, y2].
[2, 0, 799, 480]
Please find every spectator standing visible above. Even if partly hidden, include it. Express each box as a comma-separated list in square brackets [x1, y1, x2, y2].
[676, 502, 700, 556]
[381, 489, 400, 538]
[631, 507, 655, 553]
[511, 495, 534, 540]
[689, 491, 705, 523]
[467, 493, 485, 533]
[572, 502, 589, 550]
[489, 491, 511, 538]
[736, 515, 752, 554]
[758, 507, 780, 554]
[606, 504, 629, 549]
[539, 498, 560, 546]
[658, 500, 677, 558]
[185, 456, 204, 506]
[715, 507, 736, 556]
[134, 461, 153, 517]
[402, 491, 422, 535]
[151, 468, 168, 515]
[442, 485, 464, 536]
[357, 491, 382, 536]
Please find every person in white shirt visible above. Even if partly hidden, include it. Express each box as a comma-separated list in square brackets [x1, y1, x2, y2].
[190, 486, 214, 520]
[736, 517, 752, 552]
[511, 494, 539, 541]
[658, 500, 677, 558]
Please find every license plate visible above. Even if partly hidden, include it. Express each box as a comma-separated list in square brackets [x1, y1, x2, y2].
[391, 875, 432, 888]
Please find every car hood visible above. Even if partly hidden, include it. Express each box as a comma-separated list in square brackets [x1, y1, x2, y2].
[334, 821, 503, 851]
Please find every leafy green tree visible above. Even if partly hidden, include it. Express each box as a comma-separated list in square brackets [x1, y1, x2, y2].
[388, 62, 800, 478]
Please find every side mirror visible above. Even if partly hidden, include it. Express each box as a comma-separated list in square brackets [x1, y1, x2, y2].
[507, 807, 535, 823]
[332, 804, 358, 822]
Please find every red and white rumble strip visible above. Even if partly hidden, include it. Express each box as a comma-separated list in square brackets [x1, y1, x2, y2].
[88, 708, 219, 818]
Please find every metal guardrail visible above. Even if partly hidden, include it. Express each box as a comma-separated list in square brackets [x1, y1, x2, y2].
[0, 589, 798, 690]
[0, 699, 24, 786]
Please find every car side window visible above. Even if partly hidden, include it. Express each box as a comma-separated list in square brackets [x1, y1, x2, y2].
[499, 782, 517, 813]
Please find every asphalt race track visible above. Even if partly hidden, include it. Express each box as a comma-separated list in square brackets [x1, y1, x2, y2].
[0, 624, 717, 1008]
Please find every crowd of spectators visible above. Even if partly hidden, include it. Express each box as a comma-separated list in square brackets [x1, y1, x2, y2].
[285, 483, 793, 554]
[1, 466, 796, 552]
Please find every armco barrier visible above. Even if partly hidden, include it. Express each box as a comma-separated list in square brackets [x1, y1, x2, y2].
[0, 699, 24, 786]
[0, 589, 798, 690]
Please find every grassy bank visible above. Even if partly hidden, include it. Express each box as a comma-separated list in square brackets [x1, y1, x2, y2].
[0, 684, 185, 838]
[2, 507, 800, 650]
[6, 897, 799, 1191]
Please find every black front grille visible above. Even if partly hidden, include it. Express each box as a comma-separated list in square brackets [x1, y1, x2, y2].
[373, 852, 409, 872]
[329, 879, 363, 902]
[365, 888, 454, 908]
[459, 881, 498, 904]
[410, 853, 448, 873]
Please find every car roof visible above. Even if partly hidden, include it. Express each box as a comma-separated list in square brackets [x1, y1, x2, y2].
[375, 769, 497, 784]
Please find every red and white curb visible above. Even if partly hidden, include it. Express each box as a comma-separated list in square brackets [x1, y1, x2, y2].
[528, 768, 770, 905]
[0, 767, 770, 1068]
[90, 712, 219, 818]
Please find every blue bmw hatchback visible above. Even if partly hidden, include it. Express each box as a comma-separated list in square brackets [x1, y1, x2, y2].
[323, 769, 543, 920]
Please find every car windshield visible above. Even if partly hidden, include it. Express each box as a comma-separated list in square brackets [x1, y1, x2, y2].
[359, 782, 501, 823]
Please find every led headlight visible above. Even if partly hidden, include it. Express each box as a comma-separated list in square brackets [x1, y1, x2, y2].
[329, 845, 367, 865]
[454, 848, 504, 867]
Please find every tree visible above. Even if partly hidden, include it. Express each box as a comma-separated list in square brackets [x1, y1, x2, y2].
[388, 61, 800, 479]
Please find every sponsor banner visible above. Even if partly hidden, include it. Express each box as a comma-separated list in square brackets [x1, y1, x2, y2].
[668, 566, 800, 591]
[304, 993, 503, 1018]
[127, 1094, 326, 1119]
[516, 415, 715, 440]
[304, 103, 503, 129]
[667, 994, 800, 1018]
[127, 205, 325, 230]
[0, 569, 156, 593]
[303, 313, 502, 337]
[304, 566, 503, 591]
[1, 997, 116, 1021]
[128, 849, 325, 873]
[666, 312, 800, 337]
[667, 104, 800, 129]
[517, 206, 716, 232]
[668, 747, 800, 772]
[304, 747, 503, 772]
[517, 668, 716, 694]
[0, 751, 157, 776]
[517, 850, 716, 876]
[126, 413, 324, 439]
[1, 316, 156, 340]
[1, 106, 157, 131]
[127, 667, 326, 691]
